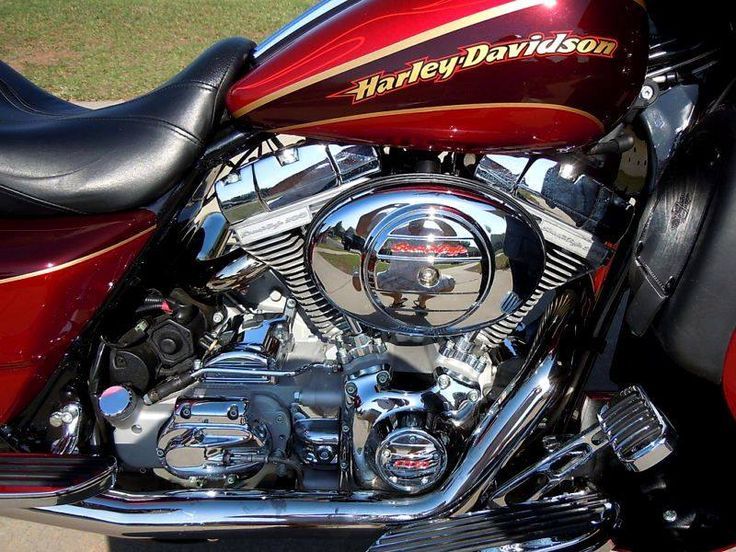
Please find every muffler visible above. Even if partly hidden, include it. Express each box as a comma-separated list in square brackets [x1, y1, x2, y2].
[5, 292, 583, 538]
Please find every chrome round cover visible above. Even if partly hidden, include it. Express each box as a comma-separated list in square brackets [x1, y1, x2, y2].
[374, 427, 447, 494]
[307, 175, 546, 336]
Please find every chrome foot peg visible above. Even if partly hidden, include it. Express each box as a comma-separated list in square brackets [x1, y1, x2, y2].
[492, 385, 673, 506]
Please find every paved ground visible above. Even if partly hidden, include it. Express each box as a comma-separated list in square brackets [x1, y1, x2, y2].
[0, 516, 376, 551]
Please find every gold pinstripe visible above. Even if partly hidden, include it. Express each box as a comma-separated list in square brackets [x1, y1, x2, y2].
[233, 0, 547, 118]
[0, 227, 156, 285]
[273, 102, 605, 134]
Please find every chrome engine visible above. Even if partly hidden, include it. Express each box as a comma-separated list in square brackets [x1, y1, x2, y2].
[98, 139, 615, 494]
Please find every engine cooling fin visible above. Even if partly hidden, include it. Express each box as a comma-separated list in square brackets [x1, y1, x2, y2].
[368, 493, 616, 552]
[243, 230, 350, 336]
[480, 243, 590, 346]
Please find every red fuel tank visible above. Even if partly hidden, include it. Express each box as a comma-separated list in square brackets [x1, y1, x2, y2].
[227, 0, 648, 152]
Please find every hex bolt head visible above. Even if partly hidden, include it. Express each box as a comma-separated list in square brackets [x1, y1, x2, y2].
[212, 311, 225, 324]
[376, 371, 391, 386]
[49, 413, 63, 428]
[224, 172, 240, 184]
[663, 510, 678, 523]
[345, 382, 358, 396]
[227, 405, 239, 420]
[641, 85, 655, 101]
[437, 374, 451, 389]
[181, 405, 192, 419]
[468, 390, 481, 402]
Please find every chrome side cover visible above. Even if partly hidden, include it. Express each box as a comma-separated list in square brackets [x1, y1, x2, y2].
[158, 399, 269, 481]
[216, 143, 380, 245]
[307, 175, 546, 336]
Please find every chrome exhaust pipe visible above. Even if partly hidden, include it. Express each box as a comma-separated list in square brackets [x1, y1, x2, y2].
[5, 292, 581, 537]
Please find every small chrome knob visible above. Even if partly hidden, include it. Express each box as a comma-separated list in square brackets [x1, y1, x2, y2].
[98, 385, 138, 427]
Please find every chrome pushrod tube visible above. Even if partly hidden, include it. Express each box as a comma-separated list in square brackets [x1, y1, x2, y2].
[6, 292, 580, 538]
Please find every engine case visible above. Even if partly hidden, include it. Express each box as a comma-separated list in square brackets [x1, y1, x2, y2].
[307, 175, 546, 336]
[158, 399, 270, 481]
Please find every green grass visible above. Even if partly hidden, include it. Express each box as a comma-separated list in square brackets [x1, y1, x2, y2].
[0, 0, 314, 100]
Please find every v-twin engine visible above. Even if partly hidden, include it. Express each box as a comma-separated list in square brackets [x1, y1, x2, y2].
[97, 139, 613, 497]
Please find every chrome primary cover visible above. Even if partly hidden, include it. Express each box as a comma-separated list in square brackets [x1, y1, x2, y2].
[307, 175, 546, 336]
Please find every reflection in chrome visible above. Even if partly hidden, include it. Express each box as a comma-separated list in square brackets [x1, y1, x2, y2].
[368, 492, 617, 552]
[14, 291, 584, 535]
[308, 175, 546, 336]
[492, 385, 673, 506]
[205, 253, 266, 292]
[158, 399, 270, 481]
[216, 143, 380, 242]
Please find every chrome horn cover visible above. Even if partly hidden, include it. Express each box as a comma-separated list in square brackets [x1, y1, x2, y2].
[307, 175, 546, 336]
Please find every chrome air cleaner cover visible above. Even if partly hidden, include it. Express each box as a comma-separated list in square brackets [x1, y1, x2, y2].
[307, 176, 546, 336]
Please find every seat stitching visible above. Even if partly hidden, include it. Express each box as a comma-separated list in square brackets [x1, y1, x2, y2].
[0, 182, 87, 215]
[0, 81, 79, 118]
[105, 80, 217, 107]
[0, 78, 216, 121]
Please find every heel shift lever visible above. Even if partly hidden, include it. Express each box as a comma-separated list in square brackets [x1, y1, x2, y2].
[492, 385, 673, 506]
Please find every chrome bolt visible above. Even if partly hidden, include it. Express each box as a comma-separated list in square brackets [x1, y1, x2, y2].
[224, 172, 240, 184]
[227, 405, 239, 420]
[49, 412, 63, 428]
[342, 424, 350, 434]
[417, 266, 440, 288]
[156, 448, 165, 458]
[468, 390, 481, 402]
[269, 289, 283, 302]
[376, 371, 390, 386]
[317, 447, 333, 461]
[640, 85, 654, 101]
[212, 311, 225, 324]
[226, 475, 237, 486]
[345, 382, 358, 396]
[275, 414, 285, 424]
[437, 374, 451, 389]
[663, 510, 677, 523]
[276, 147, 299, 165]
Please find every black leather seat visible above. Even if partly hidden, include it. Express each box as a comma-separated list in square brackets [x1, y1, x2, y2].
[0, 37, 254, 217]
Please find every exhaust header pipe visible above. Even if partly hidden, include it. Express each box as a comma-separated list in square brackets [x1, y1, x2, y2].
[5, 292, 581, 538]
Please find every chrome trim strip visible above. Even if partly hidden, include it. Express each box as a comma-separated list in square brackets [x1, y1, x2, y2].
[254, 0, 355, 58]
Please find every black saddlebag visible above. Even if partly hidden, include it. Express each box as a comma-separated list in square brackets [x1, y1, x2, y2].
[627, 105, 736, 383]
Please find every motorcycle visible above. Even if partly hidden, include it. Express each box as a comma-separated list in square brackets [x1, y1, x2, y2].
[1, 0, 735, 549]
